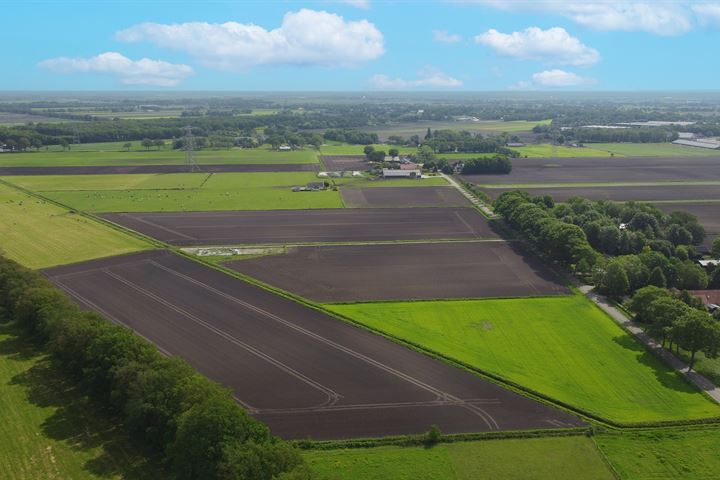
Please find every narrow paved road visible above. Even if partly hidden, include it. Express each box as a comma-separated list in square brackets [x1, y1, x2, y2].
[580, 285, 720, 403]
[441, 173, 496, 218]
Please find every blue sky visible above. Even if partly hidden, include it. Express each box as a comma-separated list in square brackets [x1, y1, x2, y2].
[3, 1, 720, 91]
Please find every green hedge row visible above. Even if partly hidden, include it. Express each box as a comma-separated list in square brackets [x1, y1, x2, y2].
[0, 255, 313, 480]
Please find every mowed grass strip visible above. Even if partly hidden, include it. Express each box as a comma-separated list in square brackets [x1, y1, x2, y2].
[0, 147, 318, 167]
[14, 172, 344, 212]
[596, 427, 720, 479]
[0, 183, 149, 269]
[305, 436, 613, 480]
[328, 295, 720, 423]
[590, 142, 720, 157]
[0, 323, 163, 480]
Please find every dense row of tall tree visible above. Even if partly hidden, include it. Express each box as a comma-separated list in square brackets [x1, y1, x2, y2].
[628, 286, 720, 371]
[422, 129, 520, 156]
[460, 156, 513, 174]
[0, 255, 313, 480]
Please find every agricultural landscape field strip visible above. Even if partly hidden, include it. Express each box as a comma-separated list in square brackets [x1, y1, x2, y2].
[0, 182, 149, 269]
[17, 172, 343, 212]
[101, 207, 497, 245]
[328, 296, 720, 423]
[0, 163, 319, 175]
[511, 145, 616, 158]
[461, 156, 720, 185]
[590, 142, 720, 157]
[305, 435, 613, 480]
[353, 120, 551, 142]
[43, 250, 584, 440]
[226, 241, 568, 302]
[0, 148, 318, 167]
[341, 186, 470, 208]
[479, 184, 720, 202]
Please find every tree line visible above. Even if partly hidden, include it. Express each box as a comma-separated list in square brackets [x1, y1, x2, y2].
[628, 286, 720, 371]
[0, 255, 314, 480]
[460, 156, 512, 174]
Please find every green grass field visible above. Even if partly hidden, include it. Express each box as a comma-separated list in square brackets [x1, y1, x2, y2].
[305, 436, 613, 480]
[0, 182, 149, 268]
[365, 119, 552, 140]
[588, 142, 720, 157]
[0, 147, 318, 167]
[5, 172, 343, 212]
[333, 176, 449, 187]
[0, 322, 163, 480]
[511, 144, 617, 158]
[596, 428, 720, 479]
[320, 144, 419, 156]
[328, 296, 720, 424]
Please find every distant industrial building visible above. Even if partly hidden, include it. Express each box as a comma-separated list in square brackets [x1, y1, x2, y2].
[672, 138, 720, 149]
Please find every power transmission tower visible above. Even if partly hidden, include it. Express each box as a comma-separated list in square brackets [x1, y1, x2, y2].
[72, 125, 81, 145]
[182, 126, 201, 172]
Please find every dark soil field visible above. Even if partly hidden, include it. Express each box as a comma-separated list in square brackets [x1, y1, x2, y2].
[461, 156, 720, 185]
[341, 186, 470, 208]
[226, 241, 569, 302]
[321, 155, 369, 171]
[655, 202, 720, 248]
[43, 250, 583, 440]
[0, 163, 318, 175]
[101, 208, 498, 245]
[481, 184, 720, 203]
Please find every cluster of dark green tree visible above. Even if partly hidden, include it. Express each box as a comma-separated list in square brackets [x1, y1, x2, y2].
[0, 256, 313, 480]
[421, 129, 519, 156]
[493, 191, 599, 268]
[628, 286, 720, 370]
[460, 156, 512, 174]
[323, 129, 379, 145]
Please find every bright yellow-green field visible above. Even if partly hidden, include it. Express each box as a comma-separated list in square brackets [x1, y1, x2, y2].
[328, 296, 720, 424]
[305, 436, 613, 480]
[4, 172, 344, 213]
[0, 322, 163, 479]
[320, 144, 418, 156]
[0, 182, 149, 268]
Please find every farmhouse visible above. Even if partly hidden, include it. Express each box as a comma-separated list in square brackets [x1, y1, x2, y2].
[382, 168, 421, 179]
[689, 290, 720, 313]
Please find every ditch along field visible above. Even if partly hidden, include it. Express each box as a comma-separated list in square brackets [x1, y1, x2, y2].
[305, 435, 614, 480]
[43, 250, 584, 440]
[0, 322, 164, 480]
[2, 172, 343, 212]
[0, 182, 149, 269]
[0, 146, 318, 167]
[225, 241, 568, 302]
[328, 296, 720, 424]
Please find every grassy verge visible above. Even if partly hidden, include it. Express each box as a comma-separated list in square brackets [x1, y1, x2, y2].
[304, 435, 614, 480]
[327, 295, 720, 424]
[0, 181, 150, 269]
[0, 322, 164, 480]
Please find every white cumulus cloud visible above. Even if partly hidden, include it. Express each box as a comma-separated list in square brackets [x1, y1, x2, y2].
[456, 1, 694, 36]
[333, 0, 371, 8]
[433, 29, 462, 43]
[38, 52, 193, 87]
[370, 68, 462, 89]
[475, 27, 600, 66]
[693, 3, 720, 26]
[526, 69, 596, 87]
[116, 9, 384, 71]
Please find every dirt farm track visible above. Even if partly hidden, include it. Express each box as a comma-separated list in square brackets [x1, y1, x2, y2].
[43, 250, 583, 440]
[101, 207, 497, 245]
